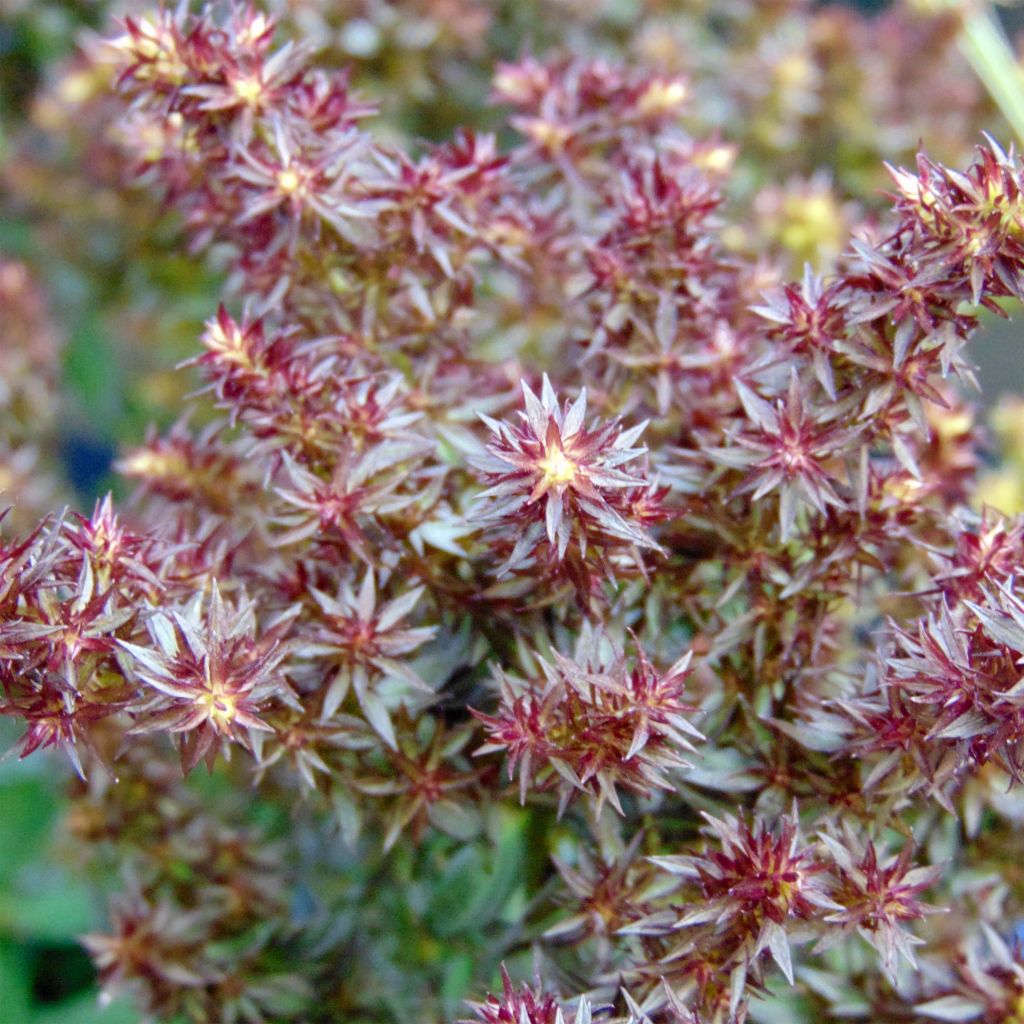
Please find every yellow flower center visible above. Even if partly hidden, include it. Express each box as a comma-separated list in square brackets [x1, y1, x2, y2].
[277, 168, 303, 195]
[232, 75, 264, 105]
[695, 144, 735, 175]
[636, 79, 688, 117]
[197, 683, 239, 730]
[525, 120, 572, 153]
[118, 448, 188, 482]
[539, 448, 577, 486]
[1013, 991, 1024, 1021]
[207, 320, 251, 366]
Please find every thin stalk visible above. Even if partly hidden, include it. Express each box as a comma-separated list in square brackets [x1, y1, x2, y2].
[957, 2, 1024, 143]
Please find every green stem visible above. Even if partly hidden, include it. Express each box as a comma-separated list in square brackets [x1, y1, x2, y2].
[957, 3, 1024, 143]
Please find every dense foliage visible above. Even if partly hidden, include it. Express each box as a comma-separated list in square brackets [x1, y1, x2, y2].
[8, 2, 1024, 1022]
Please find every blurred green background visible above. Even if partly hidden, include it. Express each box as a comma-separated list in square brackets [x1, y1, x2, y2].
[0, 722, 137, 1023]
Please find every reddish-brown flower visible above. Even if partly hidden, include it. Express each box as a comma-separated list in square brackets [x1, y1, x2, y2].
[472, 375, 661, 573]
[121, 584, 296, 772]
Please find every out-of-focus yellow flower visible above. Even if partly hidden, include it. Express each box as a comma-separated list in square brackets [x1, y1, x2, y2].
[979, 397, 1024, 513]
[991, 397, 1024, 460]
[976, 470, 1024, 515]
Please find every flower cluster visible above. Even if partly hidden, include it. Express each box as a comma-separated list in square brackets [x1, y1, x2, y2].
[471, 378, 665, 592]
[464, 966, 593, 1024]
[474, 627, 700, 814]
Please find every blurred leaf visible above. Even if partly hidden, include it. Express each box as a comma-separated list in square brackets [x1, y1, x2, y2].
[0, 940, 31, 1023]
[0, 871, 95, 941]
[29, 992, 140, 1024]
[425, 847, 483, 936]
[0, 778, 58, 884]
[440, 951, 475, 1014]
[63, 315, 122, 436]
[427, 808, 529, 937]
[0, 217, 32, 256]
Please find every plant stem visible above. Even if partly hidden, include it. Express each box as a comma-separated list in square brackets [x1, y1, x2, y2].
[957, 2, 1024, 143]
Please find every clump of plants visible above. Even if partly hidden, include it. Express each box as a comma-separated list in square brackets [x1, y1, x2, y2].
[7, 1, 1024, 1022]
